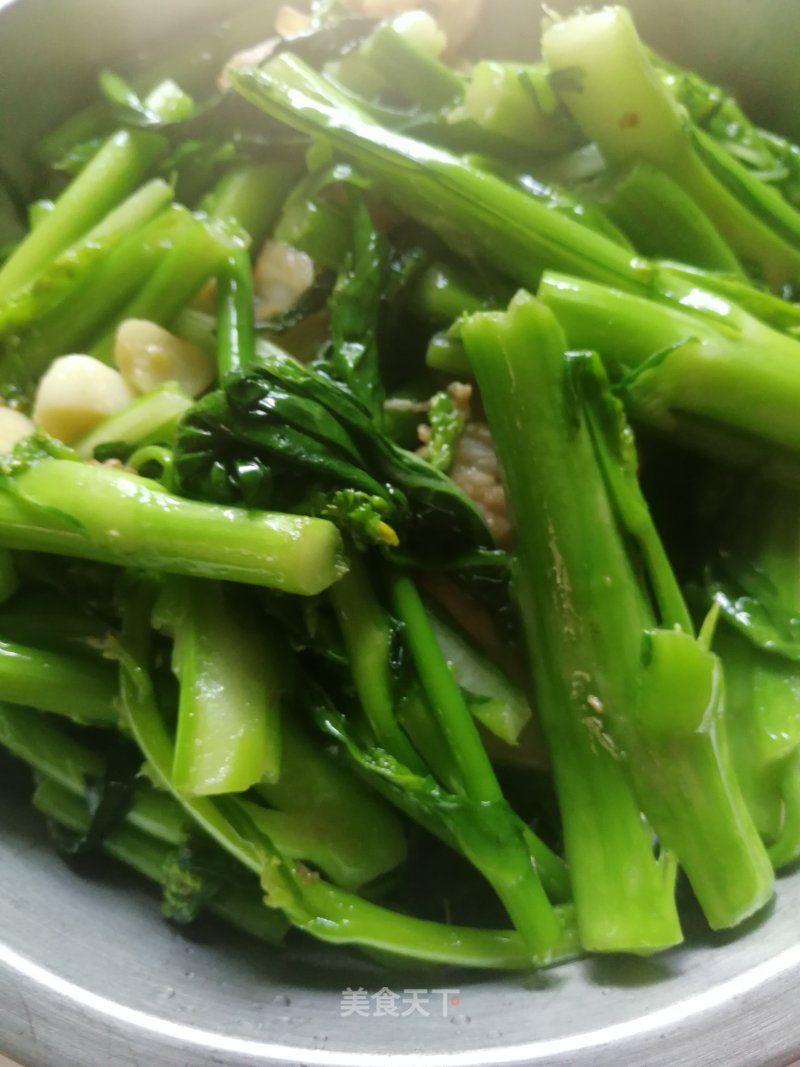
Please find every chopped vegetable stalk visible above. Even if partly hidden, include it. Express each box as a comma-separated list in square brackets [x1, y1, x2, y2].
[204, 161, 299, 248]
[0, 639, 118, 726]
[0, 701, 105, 791]
[408, 259, 510, 325]
[317, 698, 573, 957]
[426, 601, 531, 746]
[328, 556, 427, 769]
[590, 161, 743, 274]
[464, 296, 679, 951]
[91, 214, 247, 363]
[6, 205, 193, 385]
[228, 56, 652, 294]
[217, 250, 256, 379]
[0, 178, 173, 339]
[117, 581, 566, 969]
[463, 292, 774, 940]
[542, 7, 800, 293]
[154, 577, 282, 794]
[0, 130, 166, 302]
[389, 572, 502, 804]
[253, 710, 408, 890]
[74, 382, 193, 460]
[0, 446, 345, 595]
[452, 61, 578, 154]
[386, 571, 566, 956]
[538, 271, 800, 461]
[358, 16, 463, 110]
[703, 479, 800, 868]
[260, 827, 579, 970]
[327, 557, 569, 902]
[328, 193, 388, 422]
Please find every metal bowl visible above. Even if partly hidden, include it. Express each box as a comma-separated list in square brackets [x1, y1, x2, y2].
[1, 2, 800, 1064]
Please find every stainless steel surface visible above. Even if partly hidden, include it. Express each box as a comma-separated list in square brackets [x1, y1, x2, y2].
[1, 2, 800, 1064]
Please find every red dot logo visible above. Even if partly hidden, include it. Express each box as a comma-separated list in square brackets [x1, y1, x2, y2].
[450, 996, 460, 1006]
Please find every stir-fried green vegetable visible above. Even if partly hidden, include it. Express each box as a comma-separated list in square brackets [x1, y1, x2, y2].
[1, 0, 800, 974]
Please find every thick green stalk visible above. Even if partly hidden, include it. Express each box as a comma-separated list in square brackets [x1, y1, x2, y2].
[0, 130, 165, 301]
[91, 214, 246, 363]
[252, 712, 408, 891]
[9, 206, 192, 382]
[328, 557, 427, 770]
[408, 260, 510, 325]
[229, 57, 652, 295]
[594, 161, 743, 273]
[463, 294, 681, 952]
[542, 7, 800, 292]
[393, 680, 465, 794]
[204, 161, 298, 248]
[75, 382, 193, 460]
[0, 640, 117, 726]
[0, 701, 105, 791]
[118, 584, 558, 970]
[463, 291, 773, 937]
[318, 702, 574, 955]
[83, 178, 174, 243]
[427, 603, 532, 746]
[216, 250, 256, 379]
[538, 272, 800, 459]
[118, 581, 271, 871]
[0, 456, 345, 596]
[425, 331, 471, 376]
[463, 155, 634, 249]
[630, 627, 774, 926]
[359, 19, 463, 110]
[454, 61, 577, 154]
[0, 179, 173, 339]
[155, 577, 282, 795]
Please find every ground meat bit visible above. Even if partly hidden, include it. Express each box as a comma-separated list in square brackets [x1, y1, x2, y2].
[447, 379, 472, 418]
[416, 381, 510, 545]
[416, 380, 472, 451]
[450, 419, 511, 546]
